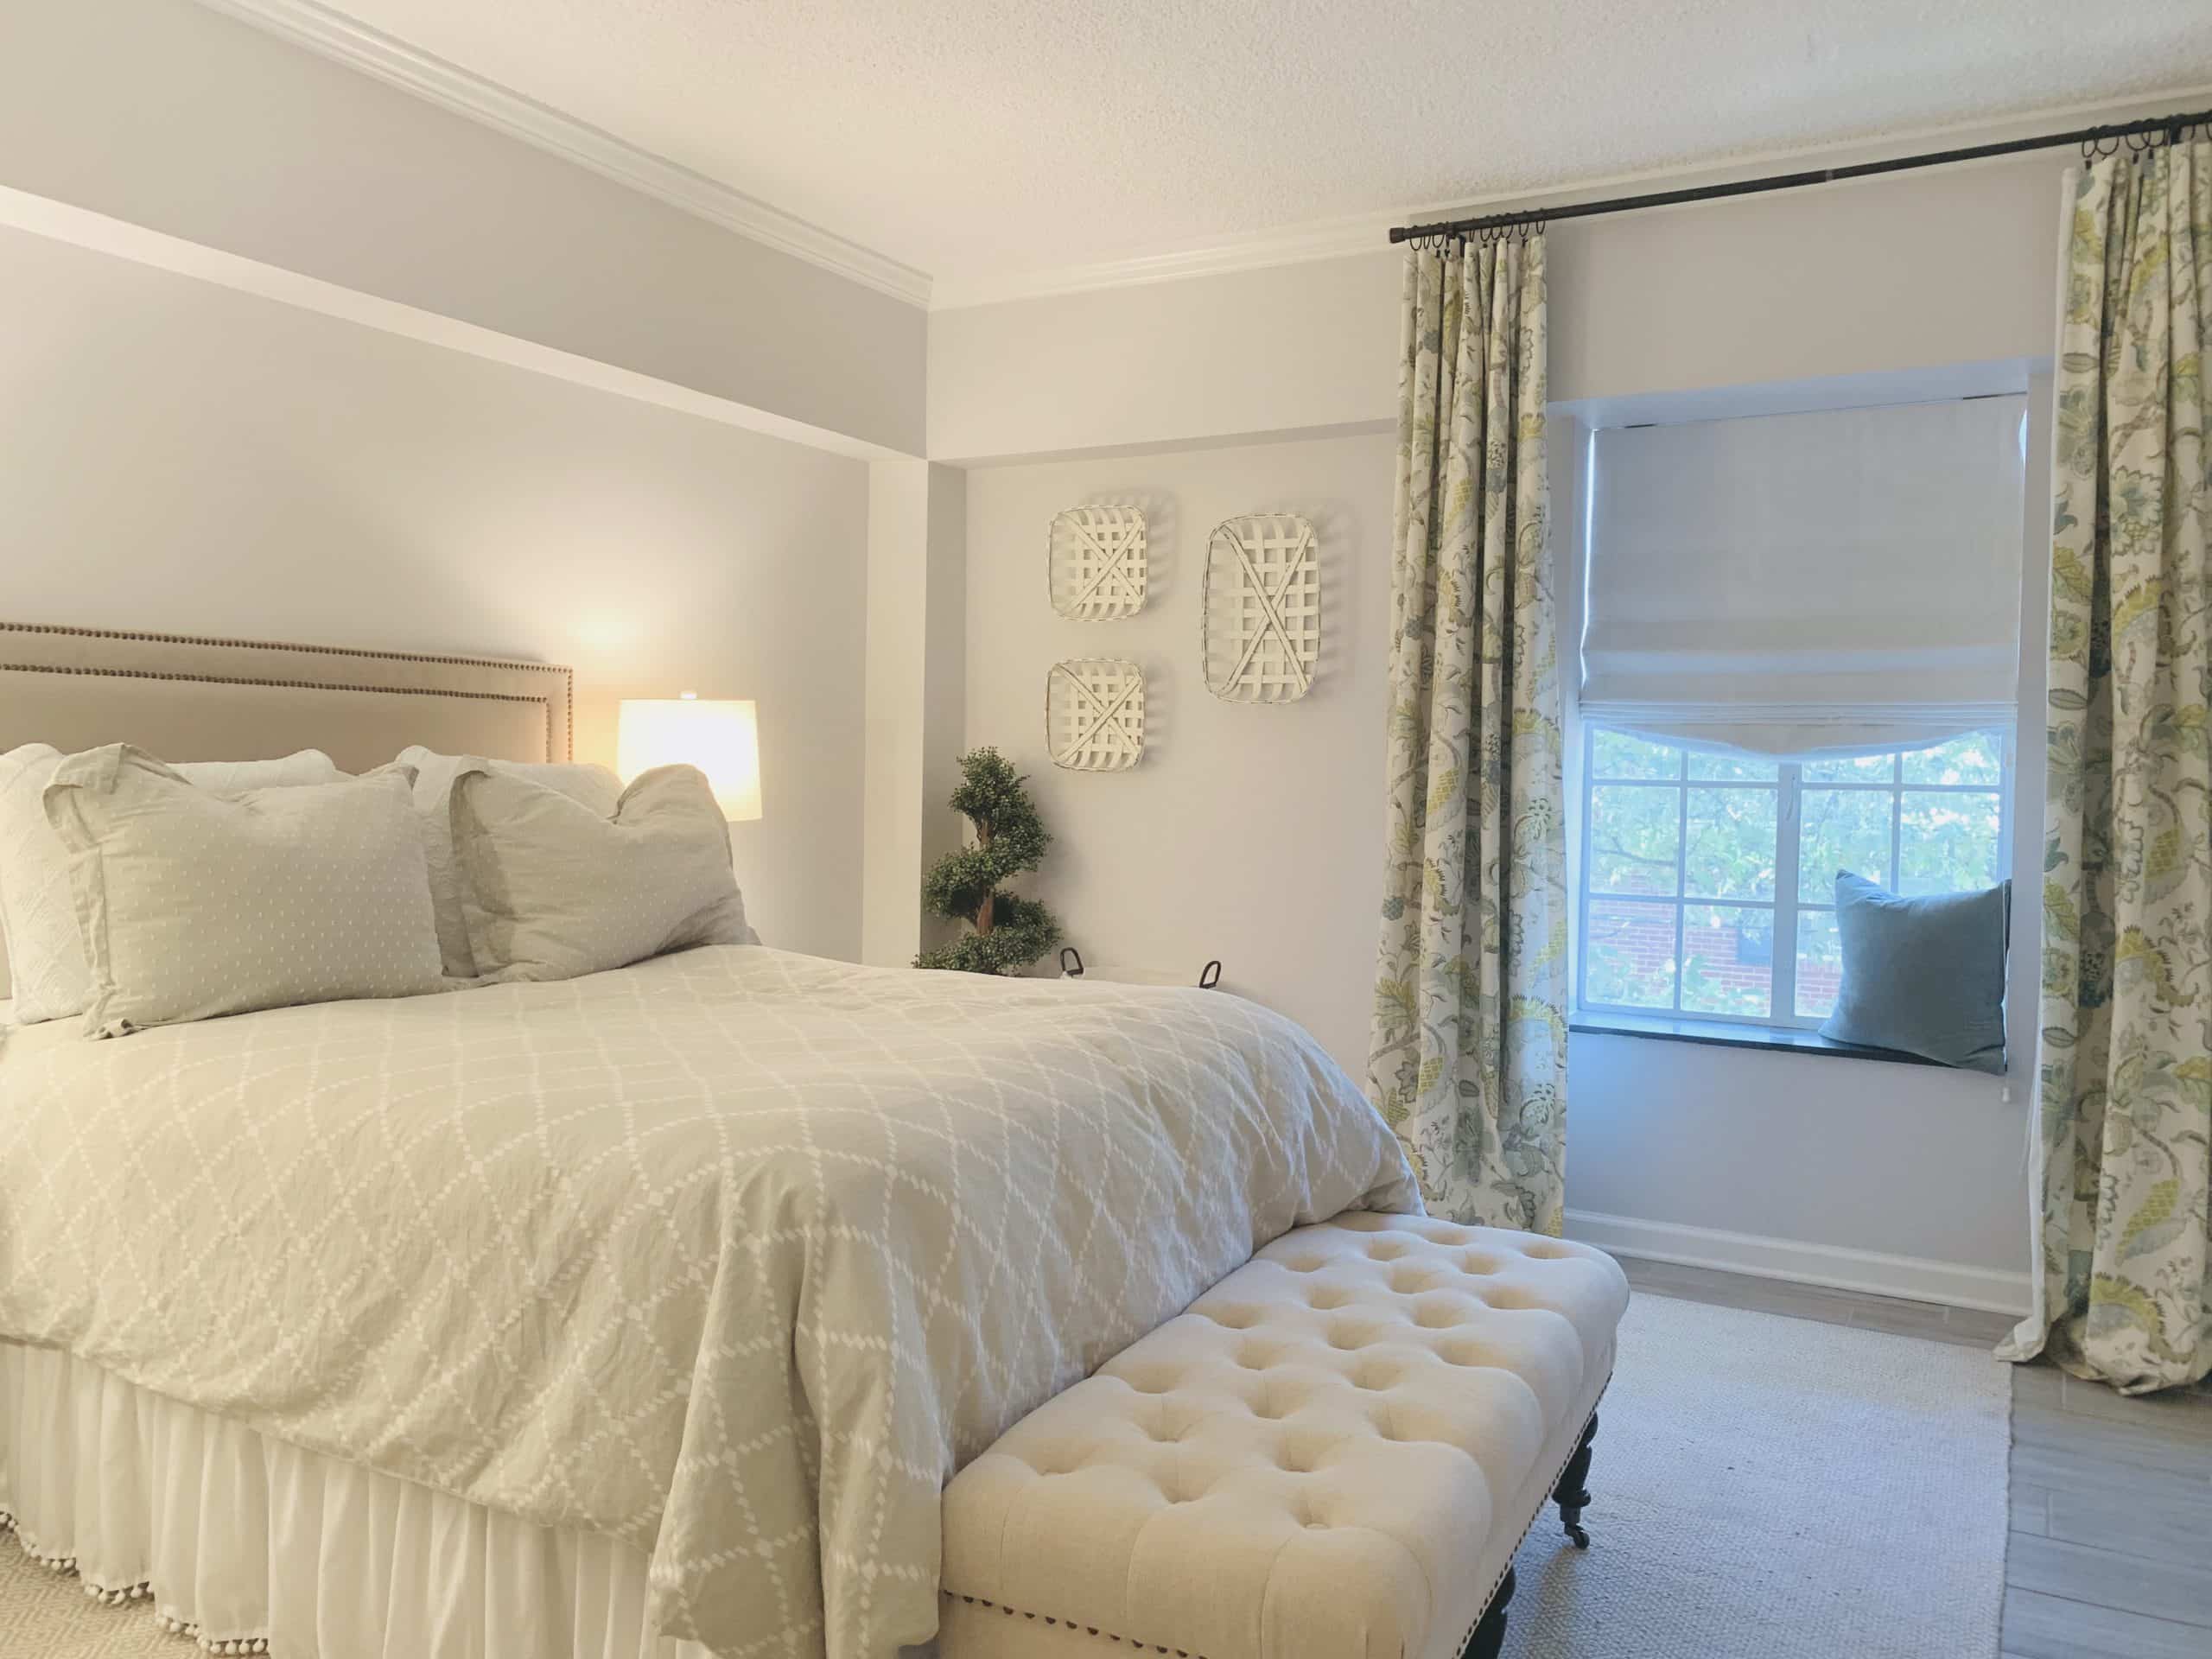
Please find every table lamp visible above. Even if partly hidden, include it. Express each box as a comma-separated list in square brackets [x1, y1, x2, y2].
[616, 693, 762, 821]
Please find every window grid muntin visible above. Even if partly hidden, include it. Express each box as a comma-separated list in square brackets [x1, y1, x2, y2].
[1683, 783, 1781, 902]
[1578, 729, 2010, 1033]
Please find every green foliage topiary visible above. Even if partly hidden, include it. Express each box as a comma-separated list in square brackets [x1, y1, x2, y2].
[914, 748, 1062, 975]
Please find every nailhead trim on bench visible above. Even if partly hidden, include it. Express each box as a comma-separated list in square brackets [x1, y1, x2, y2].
[944, 1381, 1608, 1659]
[950, 1594, 1207, 1658]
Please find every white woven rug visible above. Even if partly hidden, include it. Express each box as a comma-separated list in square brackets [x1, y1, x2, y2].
[1, 1291, 2012, 1659]
[1503, 1292, 2012, 1659]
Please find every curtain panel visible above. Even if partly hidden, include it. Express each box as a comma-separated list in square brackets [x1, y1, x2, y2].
[1369, 234, 1569, 1234]
[2001, 137, 2211, 1395]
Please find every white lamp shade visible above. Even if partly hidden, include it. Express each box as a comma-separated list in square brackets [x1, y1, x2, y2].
[617, 696, 762, 821]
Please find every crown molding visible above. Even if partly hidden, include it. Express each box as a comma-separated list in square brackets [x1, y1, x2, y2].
[182, 9, 2212, 320]
[928, 213, 1396, 310]
[194, 0, 931, 308]
[932, 81, 2212, 312]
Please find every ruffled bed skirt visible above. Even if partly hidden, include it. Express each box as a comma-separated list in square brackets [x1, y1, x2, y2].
[0, 1342, 715, 1658]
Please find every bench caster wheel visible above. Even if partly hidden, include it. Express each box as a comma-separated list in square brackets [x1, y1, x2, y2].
[1553, 1410, 1599, 1549]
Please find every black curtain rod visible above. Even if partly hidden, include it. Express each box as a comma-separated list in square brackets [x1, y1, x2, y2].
[1389, 105, 2212, 244]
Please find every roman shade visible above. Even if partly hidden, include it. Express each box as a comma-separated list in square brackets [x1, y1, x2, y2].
[1579, 396, 2026, 756]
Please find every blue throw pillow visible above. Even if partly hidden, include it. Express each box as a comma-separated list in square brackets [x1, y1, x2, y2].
[1818, 871, 2009, 1072]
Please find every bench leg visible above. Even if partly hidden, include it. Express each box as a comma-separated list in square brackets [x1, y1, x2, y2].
[1554, 1411, 1599, 1548]
[1462, 1565, 1515, 1659]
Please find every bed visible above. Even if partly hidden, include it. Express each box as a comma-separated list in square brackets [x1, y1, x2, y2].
[0, 622, 1421, 1659]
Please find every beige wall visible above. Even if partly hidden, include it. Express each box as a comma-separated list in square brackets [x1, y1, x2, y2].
[964, 432, 1393, 1075]
[3, 0, 925, 455]
[1543, 152, 2068, 405]
[0, 222, 869, 960]
[930, 257, 1402, 461]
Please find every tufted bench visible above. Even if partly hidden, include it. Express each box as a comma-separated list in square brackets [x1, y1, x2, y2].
[938, 1211, 1629, 1659]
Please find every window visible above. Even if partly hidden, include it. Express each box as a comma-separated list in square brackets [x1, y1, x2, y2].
[1578, 728, 2008, 1028]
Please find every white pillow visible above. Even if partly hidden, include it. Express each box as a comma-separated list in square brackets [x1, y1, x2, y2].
[395, 746, 624, 981]
[0, 743, 340, 1022]
[41, 745, 443, 1036]
[450, 763, 753, 984]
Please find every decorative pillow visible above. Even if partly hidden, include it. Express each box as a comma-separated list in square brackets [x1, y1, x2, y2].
[0, 743, 340, 1022]
[396, 746, 624, 981]
[450, 763, 753, 984]
[41, 745, 442, 1036]
[1818, 871, 2010, 1072]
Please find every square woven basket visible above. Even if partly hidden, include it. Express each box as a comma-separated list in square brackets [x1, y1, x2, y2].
[1048, 505, 1147, 620]
[1045, 658, 1145, 771]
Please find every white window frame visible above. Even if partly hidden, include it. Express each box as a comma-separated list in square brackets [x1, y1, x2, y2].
[1573, 728, 2013, 1031]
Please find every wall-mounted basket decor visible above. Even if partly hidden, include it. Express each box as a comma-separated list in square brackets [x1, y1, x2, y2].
[1046, 658, 1145, 772]
[1048, 505, 1148, 619]
[1202, 512, 1319, 702]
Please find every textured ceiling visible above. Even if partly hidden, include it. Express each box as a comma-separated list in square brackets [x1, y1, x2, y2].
[286, 0, 2212, 289]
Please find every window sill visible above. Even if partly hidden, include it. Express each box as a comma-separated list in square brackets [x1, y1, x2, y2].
[1569, 1011, 1958, 1069]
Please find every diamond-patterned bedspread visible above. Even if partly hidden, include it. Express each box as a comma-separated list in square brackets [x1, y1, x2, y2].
[0, 945, 1419, 1658]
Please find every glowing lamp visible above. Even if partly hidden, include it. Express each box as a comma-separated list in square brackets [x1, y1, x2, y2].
[616, 694, 761, 821]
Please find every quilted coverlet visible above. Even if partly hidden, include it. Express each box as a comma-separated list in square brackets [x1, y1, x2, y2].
[0, 946, 1419, 1659]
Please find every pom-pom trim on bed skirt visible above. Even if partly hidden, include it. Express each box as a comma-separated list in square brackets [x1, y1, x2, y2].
[153, 1618, 272, 1656]
[3, 1507, 83, 1573]
[7, 1510, 262, 1652]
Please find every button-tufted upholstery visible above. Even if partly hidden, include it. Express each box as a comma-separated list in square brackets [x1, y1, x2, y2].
[939, 1212, 1630, 1659]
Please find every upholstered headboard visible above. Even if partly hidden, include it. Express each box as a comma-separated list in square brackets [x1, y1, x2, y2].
[0, 620, 575, 1001]
[0, 621, 573, 772]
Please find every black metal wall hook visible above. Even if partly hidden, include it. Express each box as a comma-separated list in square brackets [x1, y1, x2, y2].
[1057, 947, 1224, 989]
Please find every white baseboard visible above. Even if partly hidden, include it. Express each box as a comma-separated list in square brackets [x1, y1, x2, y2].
[1564, 1209, 2032, 1317]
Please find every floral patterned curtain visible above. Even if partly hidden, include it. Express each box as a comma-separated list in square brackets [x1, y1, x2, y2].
[2000, 137, 2211, 1395]
[1368, 233, 1569, 1233]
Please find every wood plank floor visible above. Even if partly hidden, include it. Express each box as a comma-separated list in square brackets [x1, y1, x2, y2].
[1612, 1256, 2212, 1659]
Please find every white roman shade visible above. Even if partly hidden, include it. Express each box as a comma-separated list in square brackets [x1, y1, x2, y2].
[1579, 395, 2026, 756]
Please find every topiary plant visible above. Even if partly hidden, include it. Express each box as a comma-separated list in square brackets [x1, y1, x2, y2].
[915, 747, 1062, 975]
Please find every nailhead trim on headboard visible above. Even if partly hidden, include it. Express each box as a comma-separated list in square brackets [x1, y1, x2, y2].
[0, 621, 576, 760]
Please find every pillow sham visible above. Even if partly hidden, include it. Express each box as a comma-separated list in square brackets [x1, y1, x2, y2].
[395, 746, 624, 981]
[450, 762, 753, 984]
[1817, 870, 2010, 1073]
[41, 745, 442, 1036]
[0, 743, 340, 1022]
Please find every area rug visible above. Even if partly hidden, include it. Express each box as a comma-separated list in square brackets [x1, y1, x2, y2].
[1502, 1291, 2012, 1659]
